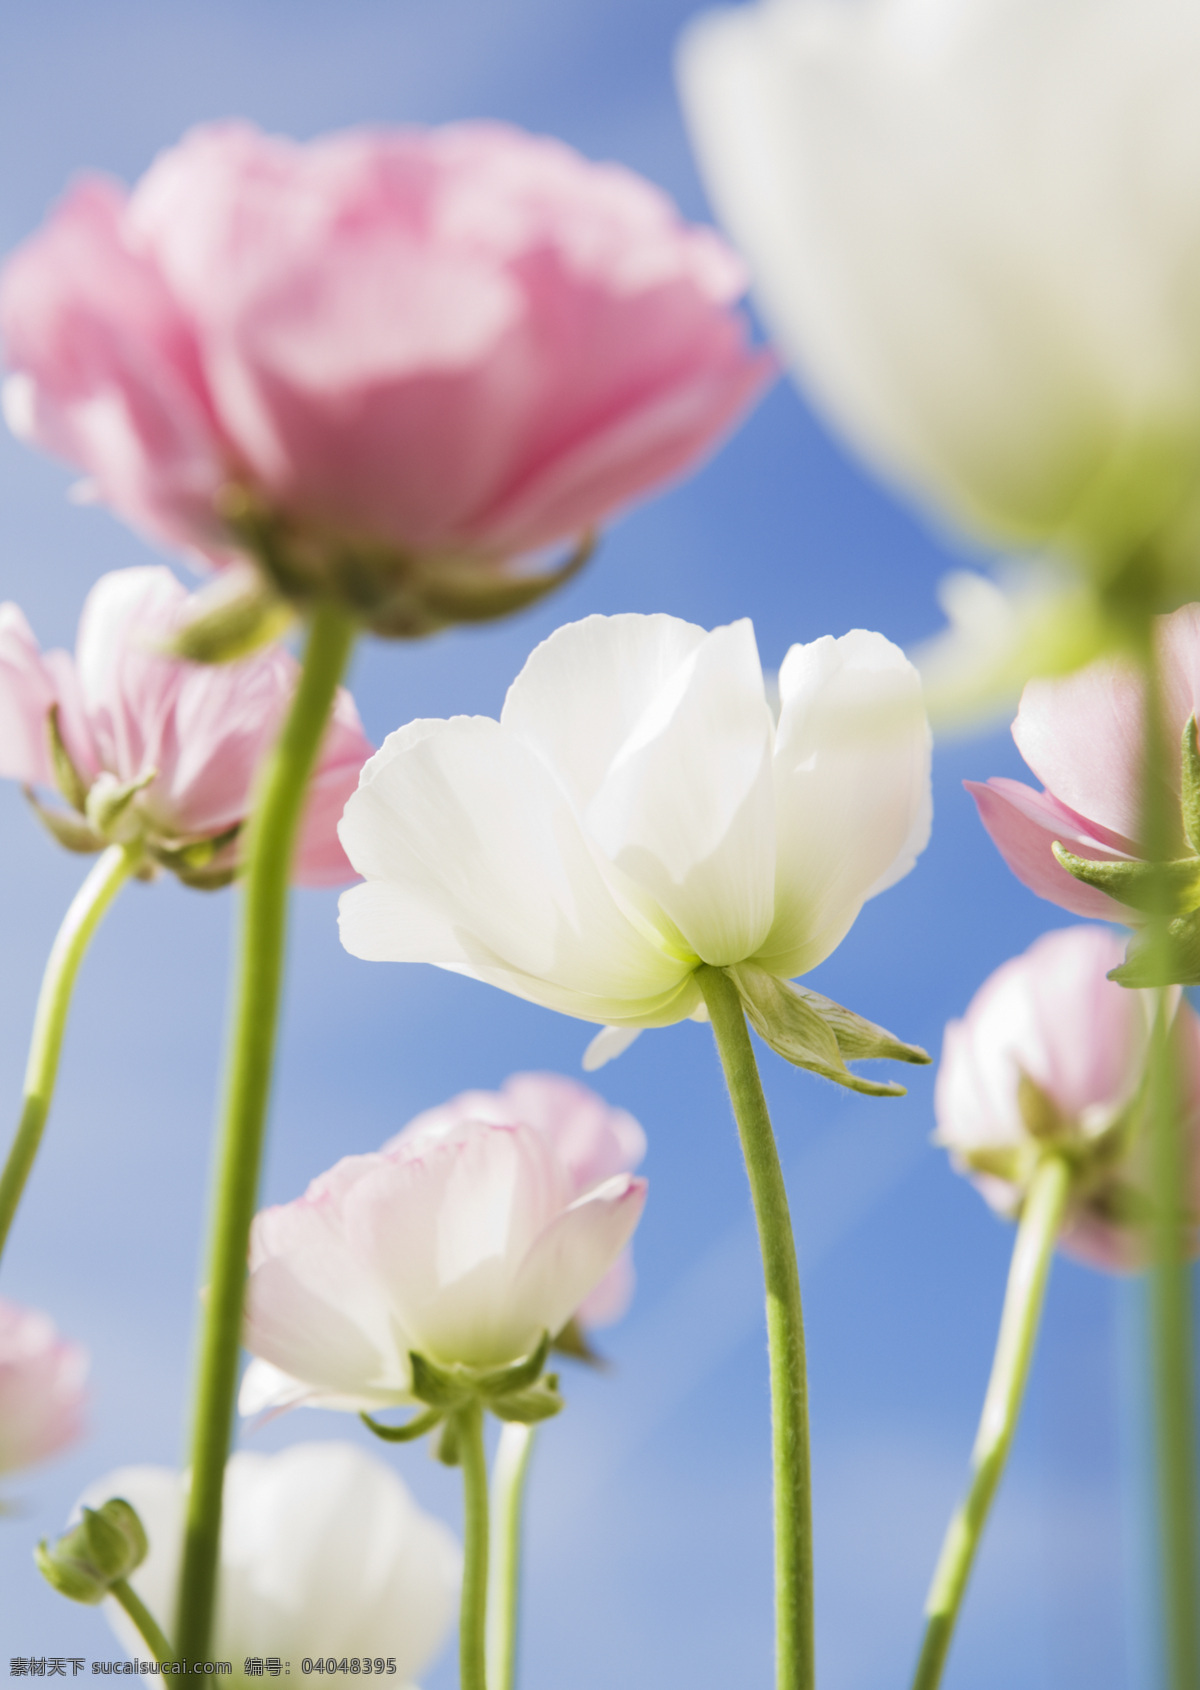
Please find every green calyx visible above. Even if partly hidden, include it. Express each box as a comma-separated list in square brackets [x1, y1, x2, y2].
[725, 963, 930, 1096]
[36, 1498, 147, 1605]
[1052, 716, 1200, 986]
[950, 1068, 1151, 1223]
[217, 482, 596, 640]
[27, 706, 240, 891]
[360, 1333, 565, 1465]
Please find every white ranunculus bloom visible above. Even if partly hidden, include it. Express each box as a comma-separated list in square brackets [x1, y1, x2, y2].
[79, 1443, 460, 1682]
[338, 613, 931, 1066]
[239, 1111, 647, 1416]
[678, 0, 1200, 592]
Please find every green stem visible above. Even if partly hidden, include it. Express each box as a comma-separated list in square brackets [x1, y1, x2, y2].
[0, 842, 137, 1265]
[698, 964, 813, 1690]
[1139, 648, 1200, 1690]
[910, 1154, 1070, 1690]
[486, 1423, 536, 1690]
[174, 604, 357, 1659]
[459, 1402, 491, 1690]
[110, 1577, 173, 1665]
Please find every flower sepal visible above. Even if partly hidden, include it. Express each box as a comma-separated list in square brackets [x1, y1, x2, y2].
[360, 1333, 563, 1464]
[36, 1497, 147, 1605]
[165, 563, 295, 666]
[223, 486, 596, 639]
[728, 963, 929, 1096]
[1109, 910, 1200, 988]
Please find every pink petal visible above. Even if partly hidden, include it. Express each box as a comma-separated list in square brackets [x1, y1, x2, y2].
[0, 604, 58, 787]
[967, 776, 1134, 921]
[0, 176, 226, 553]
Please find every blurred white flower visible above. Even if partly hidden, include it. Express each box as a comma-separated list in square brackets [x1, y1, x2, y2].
[679, 0, 1200, 608]
[79, 1442, 460, 1680]
[337, 612, 930, 1067]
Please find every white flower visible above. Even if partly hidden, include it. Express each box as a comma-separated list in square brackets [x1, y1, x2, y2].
[678, 0, 1200, 594]
[79, 1443, 460, 1681]
[337, 613, 930, 1066]
[239, 1109, 647, 1417]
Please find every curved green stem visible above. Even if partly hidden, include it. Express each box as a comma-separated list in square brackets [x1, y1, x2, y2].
[1138, 649, 1200, 1690]
[0, 842, 138, 1266]
[174, 604, 357, 1659]
[910, 1154, 1070, 1690]
[698, 964, 813, 1690]
[459, 1401, 491, 1690]
[486, 1422, 536, 1690]
[110, 1577, 173, 1665]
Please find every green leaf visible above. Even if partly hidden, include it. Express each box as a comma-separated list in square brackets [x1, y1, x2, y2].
[1182, 715, 1200, 856]
[728, 965, 916, 1096]
[1051, 843, 1200, 916]
[490, 1375, 565, 1425]
[359, 1407, 443, 1445]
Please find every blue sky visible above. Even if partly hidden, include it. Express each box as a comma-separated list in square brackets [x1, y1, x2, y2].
[0, 1, 1174, 1684]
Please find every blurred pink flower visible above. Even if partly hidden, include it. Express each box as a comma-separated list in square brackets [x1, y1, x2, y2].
[390, 1072, 646, 1329]
[1, 121, 769, 631]
[967, 604, 1200, 922]
[239, 1082, 648, 1417]
[0, 565, 372, 887]
[0, 1298, 87, 1475]
[935, 925, 1200, 1272]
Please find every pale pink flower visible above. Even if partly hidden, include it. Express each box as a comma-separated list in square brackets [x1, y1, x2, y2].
[239, 1090, 647, 1417]
[936, 925, 1200, 1272]
[0, 1298, 87, 1475]
[0, 565, 372, 886]
[1, 121, 769, 631]
[391, 1072, 646, 1329]
[967, 603, 1200, 922]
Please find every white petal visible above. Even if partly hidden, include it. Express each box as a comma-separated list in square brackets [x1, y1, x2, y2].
[337, 714, 694, 1021]
[584, 620, 777, 964]
[345, 1124, 566, 1371]
[509, 1173, 648, 1342]
[500, 612, 708, 812]
[583, 1025, 643, 1071]
[758, 629, 931, 977]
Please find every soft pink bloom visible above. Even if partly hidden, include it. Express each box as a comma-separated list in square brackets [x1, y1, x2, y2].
[391, 1072, 646, 1329]
[0, 1298, 87, 1475]
[1, 121, 769, 601]
[0, 565, 372, 886]
[936, 925, 1200, 1272]
[239, 1087, 648, 1417]
[968, 604, 1200, 921]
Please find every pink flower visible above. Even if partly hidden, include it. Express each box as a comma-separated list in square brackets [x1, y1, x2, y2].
[239, 1082, 648, 1417]
[935, 925, 1200, 1272]
[968, 604, 1200, 924]
[0, 565, 372, 887]
[0, 1298, 87, 1475]
[390, 1072, 646, 1329]
[1, 121, 770, 633]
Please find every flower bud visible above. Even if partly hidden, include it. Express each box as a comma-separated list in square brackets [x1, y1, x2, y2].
[36, 1498, 147, 1604]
